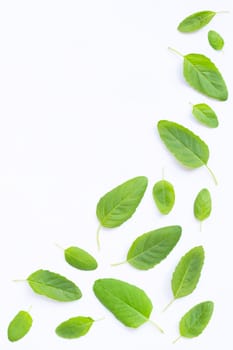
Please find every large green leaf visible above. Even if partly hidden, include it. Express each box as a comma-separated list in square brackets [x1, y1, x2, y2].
[157, 120, 209, 168]
[179, 301, 214, 338]
[27, 269, 82, 301]
[93, 278, 153, 328]
[96, 176, 148, 228]
[172, 246, 205, 299]
[177, 11, 216, 32]
[8, 311, 33, 342]
[194, 188, 212, 222]
[55, 316, 94, 339]
[126, 226, 181, 270]
[192, 103, 219, 128]
[152, 180, 175, 215]
[183, 53, 228, 101]
[65, 246, 98, 271]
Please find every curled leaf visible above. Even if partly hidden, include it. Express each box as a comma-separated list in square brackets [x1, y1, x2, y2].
[178, 11, 216, 32]
[208, 30, 224, 50]
[65, 246, 98, 271]
[8, 311, 33, 342]
[152, 180, 175, 214]
[192, 103, 219, 128]
[194, 188, 212, 222]
[56, 316, 94, 339]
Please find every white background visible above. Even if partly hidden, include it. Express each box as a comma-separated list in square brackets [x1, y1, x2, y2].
[0, 0, 232, 349]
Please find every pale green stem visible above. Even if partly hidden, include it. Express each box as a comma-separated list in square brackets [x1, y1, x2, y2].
[54, 242, 65, 251]
[96, 224, 102, 251]
[162, 167, 165, 180]
[28, 305, 33, 312]
[111, 260, 127, 267]
[168, 47, 184, 58]
[149, 319, 164, 333]
[205, 165, 218, 185]
[94, 317, 105, 322]
[200, 220, 203, 232]
[217, 10, 230, 14]
[172, 335, 181, 344]
[162, 298, 175, 312]
[12, 279, 26, 283]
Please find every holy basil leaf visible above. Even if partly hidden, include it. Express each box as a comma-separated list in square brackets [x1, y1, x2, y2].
[157, 120, 217, 183]
[183, 53, 228, 101]
[178, 11, 216, 32]
[93, 278, 153, 328]
[55, 316, 94, 339]
[179, 301, 214, 338]
[208, 30, 224, 50]
[96, 176, 148, 228]
[126, 226, 181, 270]
[27, 269, 82, 301]
[172, 246, 205, 299]
[152, 180, 175, 214]
[65, 246, 98, 271]
[8, 311, 33, 342]
[194, 188, 212, 222]
[192, 103, 219, 128]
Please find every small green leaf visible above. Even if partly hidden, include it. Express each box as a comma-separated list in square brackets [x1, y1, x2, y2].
[157, 120, 217, 183]
[126, 226, 181, 270]
[96, 176, 148, 228]
[93, 278, 153, 328]
[65, 246, 97, 271]
[178, 11, 216, 32]
[208, 30, 224, 50]
[8, 311, 33, 342]
[172, 246, 205, 299]
[179, 301, 214, 338]
[152, 180, 175, 214]
[55, 316, 94, 339]
[27, 269, 82, 301]
[192, 103, 219, 128]
[194, 188, 212, 222]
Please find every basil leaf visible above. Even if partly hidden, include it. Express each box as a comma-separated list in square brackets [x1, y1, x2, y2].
[126, 226, 181, 270]
[55, 316, 94, 339]
[157, 120, 217, 183]
[179, 301, 214, 339]
[194, 188, 212, 222]
[208, 30, 224, 50]
[183, 53, 228, 101]
[27, 269, 82, 301]
[93, 278, 153, 328]
[65, 246, 97, 271]
[192, 103, 219, 128]
[172, 246, 205, 299]
[152, 180, 175, 214]
[8, 311, 33, 342]
[178, 11, 216, 32]
[96, 176, 148, 228]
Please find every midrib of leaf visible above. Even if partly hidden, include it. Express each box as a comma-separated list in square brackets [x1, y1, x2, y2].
[28, 280, 77, 297]
[173, 263, 195, 298]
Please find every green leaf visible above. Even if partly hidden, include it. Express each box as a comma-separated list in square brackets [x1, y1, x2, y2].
[157, 120, 217, 183]
[93, 278, 153, 328]
[126, 226, 182, 270]
[179, 301, 214, 338]
[194, 188, 212, 222]
[183, 53, 228, 101]
[96, 176, 148, 228]
[8, 311, 33, 342]
[172, 246, 205, 299]
[65, 246, 98, 271]
[208, 30, 224, 50]
[192, 103, 219, 128]
[55, 316, 94, 339]
[152, 180, 175, 214]
[178, 11, 216, 32]
[27, 269, 82, 301]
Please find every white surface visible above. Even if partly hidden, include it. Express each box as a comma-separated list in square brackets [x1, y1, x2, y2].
[0, 0, 232, 348]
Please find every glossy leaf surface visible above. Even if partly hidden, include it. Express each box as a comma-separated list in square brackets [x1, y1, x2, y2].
[56, 316, 94, 339]
[93, 278, 152, 328]
[172, 246, 205, 299]
[194, 188, 212, 221]
[192, 103, 219, 128]
[178, 11, 216, 32]
[152, 180, 175, 214]
[65, 246, 97, 270]
[8, 311, 33, 342]
[127, 226, 181, 270]
[96, 176, 148, 228]
[27, 269, 82, 301]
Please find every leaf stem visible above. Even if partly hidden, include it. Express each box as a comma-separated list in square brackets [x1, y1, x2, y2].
[172, 335, 181, 344]
[94, 317, 105, 322]
[111, 260, 127, 267]
[205, 165, 218, 185]
[200, 221, 203, 232]
[149, 319, 164, 333]
[162, 298, 175, 312]
[12, 279, 26, 283]
[217, 10, 230, 14]
[54, 242, 65, 251]
[96, 224, 102, 251]
[168, 47, 184, 58]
